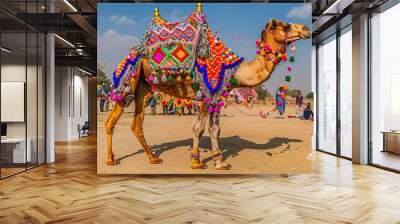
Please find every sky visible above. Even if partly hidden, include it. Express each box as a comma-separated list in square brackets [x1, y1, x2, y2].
[98, 3, 312, 94]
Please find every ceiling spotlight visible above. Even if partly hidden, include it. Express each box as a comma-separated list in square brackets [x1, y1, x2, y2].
[54, 34, 75, 48]
[63, 0, 78, 12]
[1, 47, 11, 53]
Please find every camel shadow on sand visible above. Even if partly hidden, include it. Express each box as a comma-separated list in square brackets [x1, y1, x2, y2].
[116, 136, 302, 164]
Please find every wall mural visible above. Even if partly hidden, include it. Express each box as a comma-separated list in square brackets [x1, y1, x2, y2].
[97, 3, 313, 174]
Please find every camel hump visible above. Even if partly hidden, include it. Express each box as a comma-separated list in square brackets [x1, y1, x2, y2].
[143, 7, 209, 76]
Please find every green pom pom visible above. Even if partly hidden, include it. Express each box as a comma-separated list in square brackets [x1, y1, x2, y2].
[289, 56, 295, 62]
[192, 82, 199, 91]
[285, 75, 291, 82]
[230, 77, 238, 86]
[167, 75, 173, 81]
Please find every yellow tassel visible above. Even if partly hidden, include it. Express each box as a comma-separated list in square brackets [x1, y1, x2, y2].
[177, 76, 182, 82]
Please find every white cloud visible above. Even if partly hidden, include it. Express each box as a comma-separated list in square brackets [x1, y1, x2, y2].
[286, 5, 311, 19]
[98, 29, 140, 76]
[165, 9, 186, 21]
[109, 15, 136, 26]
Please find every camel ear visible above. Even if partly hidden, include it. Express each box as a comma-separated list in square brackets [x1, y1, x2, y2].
[266, 19, 277, 30]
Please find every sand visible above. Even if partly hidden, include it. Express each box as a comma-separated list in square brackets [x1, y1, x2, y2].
[97, 101, 313, 174]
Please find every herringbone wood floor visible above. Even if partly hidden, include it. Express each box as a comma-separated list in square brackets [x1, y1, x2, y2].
[1, 136, 400, 224]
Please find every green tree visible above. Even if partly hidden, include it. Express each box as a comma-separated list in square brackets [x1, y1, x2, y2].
[306, 92, 314, 99]
[256, 85, 271, 100]
[97, 63, 111, 87]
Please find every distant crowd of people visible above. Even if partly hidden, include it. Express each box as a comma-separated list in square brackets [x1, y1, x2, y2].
[98, 82, 314, 121]
[149, 94, 202, 116]
[274, 86, 313, 121]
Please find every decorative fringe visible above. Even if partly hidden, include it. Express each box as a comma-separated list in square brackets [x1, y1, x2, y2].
[196, 24, 211, 59]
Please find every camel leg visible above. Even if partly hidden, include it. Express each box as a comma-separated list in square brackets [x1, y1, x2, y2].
[191, 104, 208, 169]
[209, 112, 231, 170]
[105, 103, 124, 165]
[131, 81, 162, 164]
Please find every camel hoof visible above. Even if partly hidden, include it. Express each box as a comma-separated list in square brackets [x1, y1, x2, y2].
[107, 160, 116, 165]
[150, 158, 163, 164]
[191, 162, 207, 169]
[107, 154, 116, 165]
[215, 163, 232, 170]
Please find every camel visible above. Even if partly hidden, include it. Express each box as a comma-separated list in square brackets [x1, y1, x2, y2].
[104, 3, 311, 170]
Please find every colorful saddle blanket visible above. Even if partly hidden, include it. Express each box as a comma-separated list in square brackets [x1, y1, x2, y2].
[145, 11, 209, 74]
[111, 10, 244, 113]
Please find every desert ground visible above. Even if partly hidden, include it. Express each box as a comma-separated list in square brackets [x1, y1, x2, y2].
[97, 100, 313, 174]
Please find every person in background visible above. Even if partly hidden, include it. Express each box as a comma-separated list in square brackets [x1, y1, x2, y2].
[175, 98, 183, 116]
[161, 95, 168, 115]
[275, 85, 287, 119]
[105, 95, 110, 111]
[184, 98, 193, 115]
[99, 83, 106, 112]
[167, 96, 175, 114]
[148, 95, 157, 115]
[302, 102, 314, 121]
[247, 95, 254, 109]
[295, 91, 304, 118]
[100, 94, 106, 112]
[107, 85, 115, 111]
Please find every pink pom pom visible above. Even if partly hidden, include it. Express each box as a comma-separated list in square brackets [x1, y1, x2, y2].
[117, 95, 124, 102]
[222, 91, 229, 97]
[148, 75, 154, 82]
[208, 106, 214, 113]
[287, 66, 292, 72]
[256, 50, 260, 55]
[256, 39, 261, 46]
[204, 97, 211, 103]
[277, 101, 282, 107]
[214, 107, 220, 113]
[218, 101, 224, 107]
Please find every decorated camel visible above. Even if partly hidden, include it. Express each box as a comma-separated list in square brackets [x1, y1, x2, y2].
[105, 3, 311, 170]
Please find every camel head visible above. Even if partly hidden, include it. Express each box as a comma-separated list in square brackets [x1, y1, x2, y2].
[233, 19, 310, 87]
[261, 19, 311, 54]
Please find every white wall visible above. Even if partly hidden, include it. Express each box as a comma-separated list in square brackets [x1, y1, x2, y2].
[54, 67, 89, 141]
